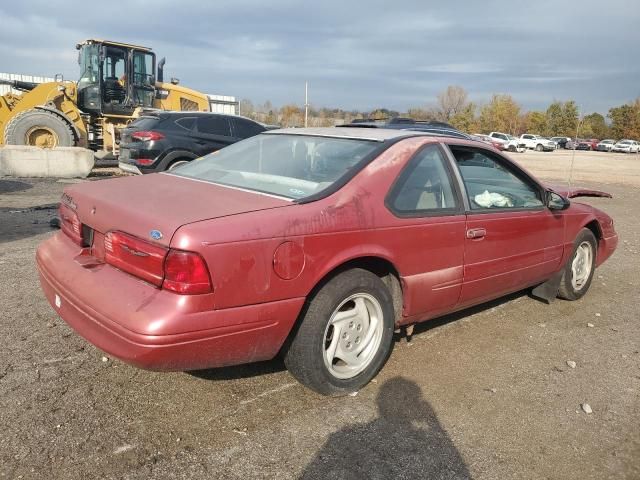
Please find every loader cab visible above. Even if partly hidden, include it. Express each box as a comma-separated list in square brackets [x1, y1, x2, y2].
[76, 40, 156, 116]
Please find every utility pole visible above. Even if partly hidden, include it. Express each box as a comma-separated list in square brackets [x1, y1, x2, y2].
[304, 81, 309, 128]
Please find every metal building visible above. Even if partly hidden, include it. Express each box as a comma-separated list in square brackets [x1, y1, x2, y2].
[0, 72, 54, 95]
[207, 94, 239, 115]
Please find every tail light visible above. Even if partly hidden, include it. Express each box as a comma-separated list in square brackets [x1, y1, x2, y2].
[163, 251, 212, 294]
[131, 131, 165, 141]
[104, 231, 212, 294]
[59, 203, 83, 246]
[135, 158, 155, 166]
[105, 231, 167, 286]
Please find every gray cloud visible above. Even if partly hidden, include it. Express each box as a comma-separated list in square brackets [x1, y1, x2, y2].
[0, 0, 637, 114]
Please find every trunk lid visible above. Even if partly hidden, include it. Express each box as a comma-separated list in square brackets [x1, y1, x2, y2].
[63, 173, 291, 247]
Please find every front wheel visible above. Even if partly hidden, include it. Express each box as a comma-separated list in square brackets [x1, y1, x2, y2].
[558, 228, 597, 300]
[284, 269, 395, 396]
[4, 109, 75, 148]
[535, 144, 543, 152]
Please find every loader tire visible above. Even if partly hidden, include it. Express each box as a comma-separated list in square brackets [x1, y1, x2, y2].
[4, 109, 75, 148]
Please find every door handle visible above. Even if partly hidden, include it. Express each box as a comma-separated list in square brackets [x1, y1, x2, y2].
[466, 228, 486, 239]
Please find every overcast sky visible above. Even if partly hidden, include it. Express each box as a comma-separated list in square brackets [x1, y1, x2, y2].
[1, 0, 638, 114]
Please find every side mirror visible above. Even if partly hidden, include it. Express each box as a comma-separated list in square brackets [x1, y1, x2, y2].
[547, 190, 570, 211]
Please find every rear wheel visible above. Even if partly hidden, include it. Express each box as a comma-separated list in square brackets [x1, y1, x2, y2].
[167, 159, 190, 171]
[284, 268, 395, 396]
[4, 109, 75, 148]
[558, 228, 597, 300]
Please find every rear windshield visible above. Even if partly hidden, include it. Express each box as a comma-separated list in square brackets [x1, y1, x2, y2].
[129, 116, 160, 129]
[170, 134, 380, 200]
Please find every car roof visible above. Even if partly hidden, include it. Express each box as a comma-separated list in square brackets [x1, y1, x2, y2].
[140, 110, 259, 122]
[265, 127, 424, 142]
[266, 126, 480, 143]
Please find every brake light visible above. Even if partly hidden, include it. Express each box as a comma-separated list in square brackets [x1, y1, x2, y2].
[131, 131, 165, 141]
[104, 231, 167, 286]
[103, 231, 212, 294]
[163, 250, 212, 294]
[59, 202, 83, 245]
[135, 158, 155, 166]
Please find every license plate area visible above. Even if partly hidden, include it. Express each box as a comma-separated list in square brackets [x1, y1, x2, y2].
[82, 224, 94, 247]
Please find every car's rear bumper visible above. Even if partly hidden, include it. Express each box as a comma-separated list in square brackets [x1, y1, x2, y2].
[118, 147, 163, 174]
[118, 161, 142, 175]
[36, 233, 305, 371]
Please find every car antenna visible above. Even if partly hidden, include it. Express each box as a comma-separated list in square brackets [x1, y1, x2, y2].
[568, 112, 582, 189]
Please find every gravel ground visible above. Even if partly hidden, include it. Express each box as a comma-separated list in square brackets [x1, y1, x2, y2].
[0, 150, 638, 479]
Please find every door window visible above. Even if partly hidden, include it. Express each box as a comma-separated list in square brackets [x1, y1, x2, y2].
[451, 147, 543, 209]
[175, 117, 197, 131]
[132, 51, 155, 107]
[233, 118, 264, 138]
[387, 145, 458, 215]
[197, 116, 232, 136]
[102, 47, 127, 105]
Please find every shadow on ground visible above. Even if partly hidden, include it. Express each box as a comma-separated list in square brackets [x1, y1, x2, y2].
[300, 376, 472, 479]
[188, 358, 287, 381]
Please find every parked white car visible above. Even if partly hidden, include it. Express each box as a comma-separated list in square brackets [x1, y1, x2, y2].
[488, 131, 526, 152]
[520, 134, 556, 151]
[596, 139, 616, 152]
[612, 140, 640, 153]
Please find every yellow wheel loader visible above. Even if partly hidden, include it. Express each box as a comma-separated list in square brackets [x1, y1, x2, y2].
[0, 39, 210, 157]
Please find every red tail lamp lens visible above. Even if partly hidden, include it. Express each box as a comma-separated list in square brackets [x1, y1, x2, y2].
[104, 231, 167, 286]
[163, 250, 212, 294]
[131, 131, 165, 141]
[59, 203, 83, 245]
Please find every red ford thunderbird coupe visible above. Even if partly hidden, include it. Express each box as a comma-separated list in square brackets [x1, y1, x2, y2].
[36, 128, 617, 395]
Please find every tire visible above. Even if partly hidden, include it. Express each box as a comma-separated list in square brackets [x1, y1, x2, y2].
[284, 268, 395, 396]
[167, 159, 190, 171]
[4, 109, 75, 148]
[535, 144, 543, 152]
[557, 228, 597, 301]
[508, 145, 516, 152]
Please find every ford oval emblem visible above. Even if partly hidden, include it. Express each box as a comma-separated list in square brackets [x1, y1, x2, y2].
[149, 230, 163, 241]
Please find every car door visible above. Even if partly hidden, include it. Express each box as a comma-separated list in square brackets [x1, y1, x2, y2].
[193, 115, 235, 155]
[521, 134, 534, 149]
[385, 144, 466, 319]
[446, 144, 565, 308]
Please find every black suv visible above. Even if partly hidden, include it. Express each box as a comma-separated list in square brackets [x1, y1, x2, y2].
[345, 117, 472, 139]
[118, 112, 266, 174]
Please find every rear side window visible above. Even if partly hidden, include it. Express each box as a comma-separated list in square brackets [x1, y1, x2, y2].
[197, 116, 232, 136]
[233, 118, 265, 138]
[451, 147, 543, 210]
[387, 145, 458, 215]
[174, 117, 197, 131]
[129, 116, 160, 129]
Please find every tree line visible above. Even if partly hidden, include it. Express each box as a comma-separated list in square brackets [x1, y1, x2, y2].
[240, 86, 640, 140]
